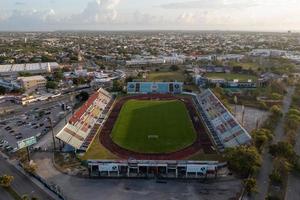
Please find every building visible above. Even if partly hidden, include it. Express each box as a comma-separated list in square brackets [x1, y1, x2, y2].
[249, 49, 286, 57]
[18, 75, 47, 92]
[0, 79, 21, 91]
[0, 62, 60, 76]
[127, 82, 183, 94]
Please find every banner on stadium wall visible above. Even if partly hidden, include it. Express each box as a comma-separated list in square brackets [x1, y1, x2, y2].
[98, 164, 119, 172]
[186, 165, 208, 173]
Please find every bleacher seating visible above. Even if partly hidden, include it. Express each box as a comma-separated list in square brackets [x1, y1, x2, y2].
[56, 88, 112, 151]
[127, 82, 183, 94]
[194, 89, 251, 150]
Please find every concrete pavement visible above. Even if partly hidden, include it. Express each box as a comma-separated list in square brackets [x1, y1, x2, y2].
[33, 152, 242, 200]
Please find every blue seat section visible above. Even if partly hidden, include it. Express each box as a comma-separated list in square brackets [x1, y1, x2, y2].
[127, 82, 183, 94]
[195, 89, 252, 150]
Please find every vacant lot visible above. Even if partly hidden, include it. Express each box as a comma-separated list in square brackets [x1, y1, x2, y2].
[111, 99, 196, 153]
[206, 72, 257, 81]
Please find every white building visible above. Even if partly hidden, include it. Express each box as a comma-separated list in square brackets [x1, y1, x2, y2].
[0, 62, 60, 76]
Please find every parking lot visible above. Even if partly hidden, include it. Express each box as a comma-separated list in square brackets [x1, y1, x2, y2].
[0, 102, 71, 153]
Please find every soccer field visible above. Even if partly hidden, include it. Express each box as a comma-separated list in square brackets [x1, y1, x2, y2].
[111, 99, 197, 153]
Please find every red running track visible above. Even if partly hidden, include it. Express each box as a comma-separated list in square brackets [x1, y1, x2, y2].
[99, 94, 214, 160]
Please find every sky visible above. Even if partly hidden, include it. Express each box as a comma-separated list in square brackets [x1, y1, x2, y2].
[0, 0, 300, 31]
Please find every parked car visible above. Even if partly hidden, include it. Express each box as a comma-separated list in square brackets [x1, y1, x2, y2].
[15, 135, 23, 140]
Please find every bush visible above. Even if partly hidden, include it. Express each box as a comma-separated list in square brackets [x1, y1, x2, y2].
[225, 146, 261, 177]
[46, 81, 58, 89]
[0, 175, 14, 188]
[269, 170, 282, 185]
[243, 178, 257, 194]
[252, 129, 273, 151]
[271, 93, 283, 100]
[270, 105, 282, 116]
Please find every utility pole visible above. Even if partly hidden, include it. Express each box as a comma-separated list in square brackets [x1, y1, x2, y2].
[26, 146, 30, 161]
[48, 117, 56, 151]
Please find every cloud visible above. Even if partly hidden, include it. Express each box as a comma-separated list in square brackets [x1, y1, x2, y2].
[159, 0, 257, 10]
[177, 13, 197, 24]
[0, 8, 58, 30]
[70, 0, 120, 24]
[15, 1, 26, 6]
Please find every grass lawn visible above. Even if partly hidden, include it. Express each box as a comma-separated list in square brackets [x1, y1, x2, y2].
[80, 133, 118, 160]
[206, 72, 258, 81]
[146, 71, 185, 82]
[111, 99, 196, 153]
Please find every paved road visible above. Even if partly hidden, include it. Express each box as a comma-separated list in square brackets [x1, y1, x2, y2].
[33, 152, 242, 200]
[253, 86, 295, 200]
[0, 156, 55, 200]
[0, 187, 14, 200]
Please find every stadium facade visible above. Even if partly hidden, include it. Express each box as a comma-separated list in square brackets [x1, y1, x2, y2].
[127, 82, 183, 94]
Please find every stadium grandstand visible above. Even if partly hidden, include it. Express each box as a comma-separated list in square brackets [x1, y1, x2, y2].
[88, 160, 222, 179]
[127, 82, 183, 94]
[193, 89, 251, 151]
[0, 62, 59, 76]
[56, 88, 113, 151]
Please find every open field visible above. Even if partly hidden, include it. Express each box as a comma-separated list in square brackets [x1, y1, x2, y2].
[146, 71, 186, 82]
[205, 72, 257, 81]
[111, 99, 197, 153]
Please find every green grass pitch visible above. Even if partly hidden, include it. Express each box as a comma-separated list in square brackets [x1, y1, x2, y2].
[111, 99, 197, 153]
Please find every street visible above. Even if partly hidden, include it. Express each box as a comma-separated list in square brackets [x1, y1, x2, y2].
[0, 155, 55, 200]
[253, 86, 295, 200]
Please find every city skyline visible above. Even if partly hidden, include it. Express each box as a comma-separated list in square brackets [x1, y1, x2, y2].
[0, 0, 300, 31]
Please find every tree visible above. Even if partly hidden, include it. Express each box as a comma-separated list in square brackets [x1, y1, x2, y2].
[76, 91, 89, 102]
[170, 65, 179, 71]
[243, 178, 257, 194]
[46, 81, 58, 89]
[18, 72, 32, 77]
[273, 157, 292, 175]
[73, 77, 86, 85]
[22, 195, 30, 200]
[0, 175, 14, 188]
[125, 76, 134, 83]
[41, 55, 55, 62]
[252, 129, 273, 151]
[112, 80, 123, 92]
[225, 146, 261, 177]
[53, 69, 63, 81]
[269, 169, 283, 185]
[269, 142, 297, 165]
[24, 161, 38, 174]
[270, 105, 282, 116]
[0, 86, 6, 94]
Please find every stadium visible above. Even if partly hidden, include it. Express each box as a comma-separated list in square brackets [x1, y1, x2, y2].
[56, 82, 252, 178]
